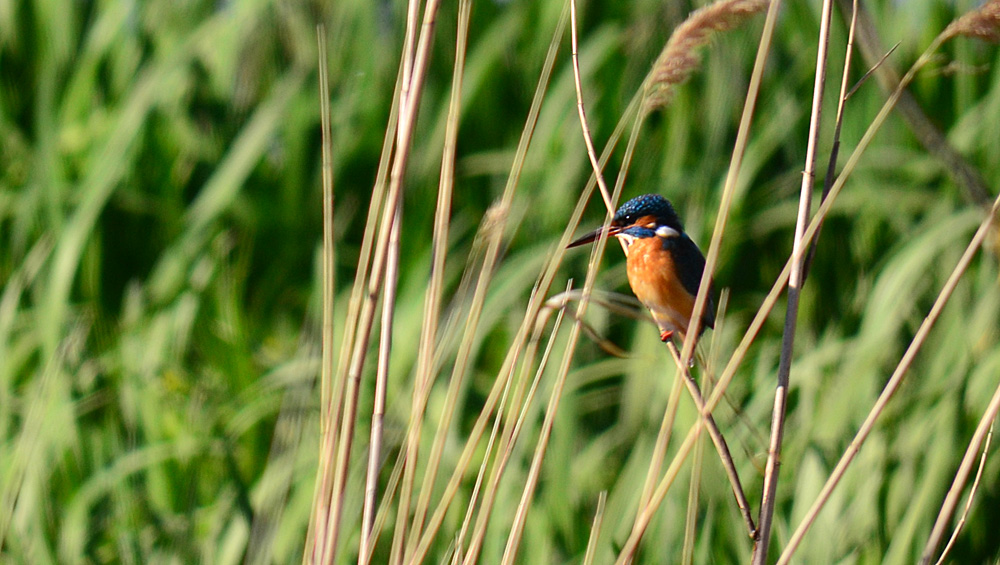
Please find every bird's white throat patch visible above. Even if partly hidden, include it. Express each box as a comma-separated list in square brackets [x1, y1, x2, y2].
[615, 233, 637, 253]
[655, 225, 680, 239]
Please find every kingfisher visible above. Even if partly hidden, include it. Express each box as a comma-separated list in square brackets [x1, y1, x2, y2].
[569, 194, 715, 345]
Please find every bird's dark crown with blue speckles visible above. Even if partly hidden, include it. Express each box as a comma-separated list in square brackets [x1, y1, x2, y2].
[612, 194, 683, 231]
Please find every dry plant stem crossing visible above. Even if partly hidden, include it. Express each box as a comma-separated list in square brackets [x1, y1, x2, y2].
[620, 18, 949, 551]
[678, 0, 772, 374]
[931, 424, 995, 565]
[403, 209, 503, 563]
[458, 285, 570, 564]
[499, 298, 596, 564]
[388, 1, 468, 562]
[637, 354, 686, 514]
[803, 0, 857, 282]
[666, 343, 756, 537]
[751, 0, 833, 561]
[617, 0, 783, 557]
[499, 6, 631, 551]
[920, 365, 1000, 562]
[318, 0, 442, 560]
[620, 0, 980, 552]
[403, 31, 542, 565]
[837, 0, 993, 207]
[307, 30, 400, 564]
[404, 2, 575, 554]
[408, 10, 578, 560]
[571, 0, 737, 544]
[777, 191, 1000, 564]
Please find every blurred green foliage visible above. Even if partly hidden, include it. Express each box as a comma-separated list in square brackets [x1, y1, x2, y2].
[1, 0, 999, 562]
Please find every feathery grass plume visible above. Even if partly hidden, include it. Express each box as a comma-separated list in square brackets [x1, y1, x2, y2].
[943, 0, 1000, 42]
[643, 0, 768, 113]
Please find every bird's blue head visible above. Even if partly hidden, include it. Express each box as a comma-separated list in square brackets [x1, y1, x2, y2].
[612, 194, 683, 232]
[568, 194, 685, 248]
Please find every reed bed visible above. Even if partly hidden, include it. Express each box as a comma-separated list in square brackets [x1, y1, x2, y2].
[2, 0, 999, 563]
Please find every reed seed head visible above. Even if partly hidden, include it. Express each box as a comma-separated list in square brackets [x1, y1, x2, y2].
[944, 0, 1000, 42]
[643, 0, 768, 113]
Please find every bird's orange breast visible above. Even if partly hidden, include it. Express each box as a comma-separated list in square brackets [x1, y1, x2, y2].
[624, 236, 697, 337]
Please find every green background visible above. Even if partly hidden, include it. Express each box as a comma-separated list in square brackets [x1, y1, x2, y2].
[2, 0, 999, 562]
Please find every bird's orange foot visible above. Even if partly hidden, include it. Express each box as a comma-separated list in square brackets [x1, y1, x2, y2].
[659, 330, 674, 342]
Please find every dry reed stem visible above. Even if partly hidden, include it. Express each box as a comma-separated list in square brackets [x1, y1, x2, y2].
[403, 206, 505, 561]
[498, 2, 632, 560]
[320, 0, 442, 560]
[359, 206, 399, 562]
[636, 359, 686, 513]
[407, 9, 572, 560]
[386, 0, 430, 559]
[385, 1, 469, 561]
[643, 0, 768, 113]
[408, 337, 522, 564]
[679, 0, 775, 369]
[750, 0, 834, 560]
[802, 0, 858, 282]
[666, 341, 756, 536]
[499, 6, 637, 557]
[308, 25, 338, 563]
[306, 28, 398, 564]
[682, 428, 706, 565]
[401, 0, 576, 551]
[451, 367, 511, 563]
[569, 0, 737, 552]
[778, 190, 1000, 563]
[499, 295, 595, 563]
[844, 42, 898, 101]
[481, 90, 642, 563]
[317, 26, 335, 460]
[921, 383, 1000, 563]
[839, 0, 992, 207]
[455, 284, 571, 563]
[460, 286, 563, 565]
[620, 17, 935, 545]
[932, 424, 994, 565]
[582, 491, 608, 565]
[569, 0, 614, 213]
[400, 0, 566, 550]
[622, 0, 878, 553]
[619, 0, 783, 557]
[405, 2, 471, 560]
[771, 18, 996, 558]
[364, 442, 406, 564]
[614, 403, 705, 565]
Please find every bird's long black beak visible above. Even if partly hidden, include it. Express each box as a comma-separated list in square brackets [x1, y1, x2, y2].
[567, 225, 620, 248]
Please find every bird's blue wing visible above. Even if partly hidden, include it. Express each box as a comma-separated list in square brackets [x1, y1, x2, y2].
[665, 234, 716, 330]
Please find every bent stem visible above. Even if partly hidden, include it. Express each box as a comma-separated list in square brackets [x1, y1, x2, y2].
[666, 342, 756, 537]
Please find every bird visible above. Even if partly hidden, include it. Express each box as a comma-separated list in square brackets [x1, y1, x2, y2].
[568, 194, 715, 346]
